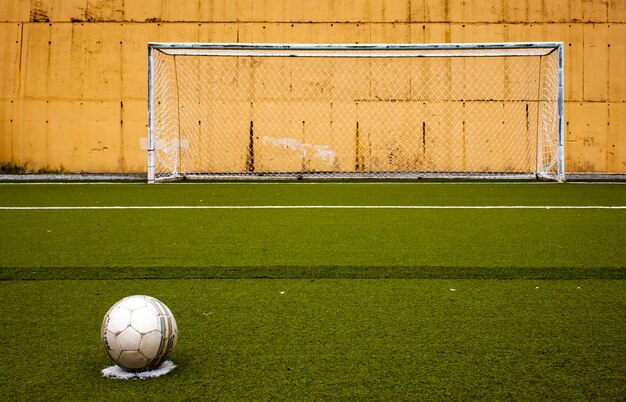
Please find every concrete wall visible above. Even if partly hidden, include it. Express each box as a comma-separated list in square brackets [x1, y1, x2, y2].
[0, 0, 624, 173]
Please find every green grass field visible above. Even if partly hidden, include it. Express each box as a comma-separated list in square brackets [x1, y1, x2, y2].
[1, 182, 625, 400]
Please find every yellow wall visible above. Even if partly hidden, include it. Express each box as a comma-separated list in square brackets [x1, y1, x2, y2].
[0, 0, 624, 173]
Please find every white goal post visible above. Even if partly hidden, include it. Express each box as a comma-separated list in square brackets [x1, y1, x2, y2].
[147, 42, 564, 182]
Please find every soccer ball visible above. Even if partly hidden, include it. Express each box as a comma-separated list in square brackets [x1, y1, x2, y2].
[101, 295, 178, 372]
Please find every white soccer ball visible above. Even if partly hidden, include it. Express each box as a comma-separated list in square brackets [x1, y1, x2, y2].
[101, 295, 178, 372]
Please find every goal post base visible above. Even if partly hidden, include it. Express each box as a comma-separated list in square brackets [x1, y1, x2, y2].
[152, 172, 559, 183]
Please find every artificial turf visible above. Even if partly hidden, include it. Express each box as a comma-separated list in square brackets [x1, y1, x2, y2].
[0, 207, 625, 280]
[1, 182, 625, 207]
[1, 279, 625, 401]
[1, 183, 625, 280]
[0, 182, 624, 400]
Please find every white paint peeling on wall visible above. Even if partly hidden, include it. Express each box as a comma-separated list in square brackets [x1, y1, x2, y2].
[262, 136, 337, 163]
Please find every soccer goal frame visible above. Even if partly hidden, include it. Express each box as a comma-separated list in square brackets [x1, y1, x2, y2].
[147, 42, 564, 182]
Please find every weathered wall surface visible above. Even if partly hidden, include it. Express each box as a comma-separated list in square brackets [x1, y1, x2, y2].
[0, 0, 624, 173]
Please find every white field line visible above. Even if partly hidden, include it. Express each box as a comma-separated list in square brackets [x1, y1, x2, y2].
[0, 205, 624, 210]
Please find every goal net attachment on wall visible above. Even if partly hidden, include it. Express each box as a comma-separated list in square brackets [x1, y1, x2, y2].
[147, 42, 564, 182]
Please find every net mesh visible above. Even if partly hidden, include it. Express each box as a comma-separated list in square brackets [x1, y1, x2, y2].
[149, 44, 561, 181]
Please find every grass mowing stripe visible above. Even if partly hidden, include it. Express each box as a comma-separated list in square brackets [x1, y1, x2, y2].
[1, 205, 625, 210]
[1, 279, 624, 400]
[2, 266, 624, 281]
[1, 208, 624, 279]
[1, 183, 625, 207]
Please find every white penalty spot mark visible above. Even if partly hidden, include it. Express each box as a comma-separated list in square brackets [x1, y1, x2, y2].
[102, 360, 176, 380]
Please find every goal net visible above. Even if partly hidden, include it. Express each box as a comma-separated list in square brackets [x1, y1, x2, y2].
[147, 43, 564, 182]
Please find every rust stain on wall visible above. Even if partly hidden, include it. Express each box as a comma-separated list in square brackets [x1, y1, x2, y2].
[83, 0, 125, 22]
[29, 0, 49, 22]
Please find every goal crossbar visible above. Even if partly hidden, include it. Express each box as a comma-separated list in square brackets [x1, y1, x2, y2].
[150, 42, 561, 57]
[147, 42, 564, 182]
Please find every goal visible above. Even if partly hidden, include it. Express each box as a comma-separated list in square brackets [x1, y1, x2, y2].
[147, 42, 564, 182]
